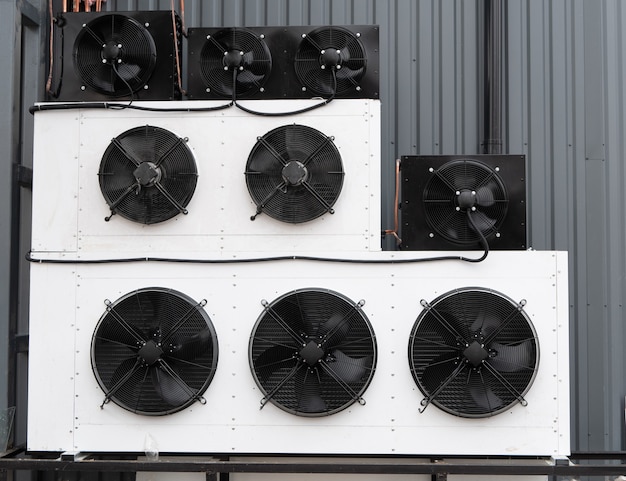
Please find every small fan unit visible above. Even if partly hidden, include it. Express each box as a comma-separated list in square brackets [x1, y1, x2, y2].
[187, 25, 379, 100]
[28, 251, 569, 456]
[49, 11, 181, 101]
[245, 124, 344, 223]
[186, 27, 272, 99]
[250, 288, 376, 416]
[92, 287, 218, 415]
[98, 125, 198, 224]
[400, 155, 526, 250]
[31, 99, 381, 254]
[409, 288, 537, 418]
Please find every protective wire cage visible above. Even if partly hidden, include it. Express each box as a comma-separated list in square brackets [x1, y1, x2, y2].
[91, 287, 219, 415]
[408, 287, 539, 418]
[249, 288, 377, 416]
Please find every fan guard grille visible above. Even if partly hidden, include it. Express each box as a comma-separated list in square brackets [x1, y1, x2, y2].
[91, 287, 219, 415]
[249, 288, 377, 417]
[198, 27, 272, 98]
[408, 288, 538, 418]
[295, 26, 368, 97]
[73, 14, 157, 96]
[98, 125, 198, 224]
[423, 159, 509, 245]
[245, 124, 344, 224]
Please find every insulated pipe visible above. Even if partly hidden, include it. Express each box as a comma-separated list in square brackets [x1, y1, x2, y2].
[482, 0, 503, 154]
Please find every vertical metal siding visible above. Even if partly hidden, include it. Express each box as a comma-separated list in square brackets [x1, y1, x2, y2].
[3, 0, 626, 458]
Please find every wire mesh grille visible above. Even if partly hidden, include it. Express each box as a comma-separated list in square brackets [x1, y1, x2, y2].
[408, 288, 538, 418]
[249, 288, 376, 416]
[91, 287, 218, 415]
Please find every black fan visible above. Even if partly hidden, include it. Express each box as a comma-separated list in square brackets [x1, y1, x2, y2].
[295, 26, 368, 97]
[73, 14, 157, 97]
[98, 125, 198, 224]
[408, 288, 538, 418]
[249, 288, 376, 416]
[193, 27, 272, 98]
[91, 287, 219, 415]
[400, 155, 526, 250]
[245, 124, 344, 224]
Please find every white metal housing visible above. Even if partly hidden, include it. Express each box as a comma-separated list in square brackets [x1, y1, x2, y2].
[27, 250, 569, 457]
[30, 100, 381, 256]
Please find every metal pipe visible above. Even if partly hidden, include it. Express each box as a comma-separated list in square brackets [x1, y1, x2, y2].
[482, 0, 503, 154]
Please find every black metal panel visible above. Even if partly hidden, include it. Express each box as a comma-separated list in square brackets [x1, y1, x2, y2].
[400, 155, 526, 251]
[186, 25, 379, 100]
[48, 11, 182, 101]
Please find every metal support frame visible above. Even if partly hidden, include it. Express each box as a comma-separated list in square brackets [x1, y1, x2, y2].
[1, 449, 626, 479]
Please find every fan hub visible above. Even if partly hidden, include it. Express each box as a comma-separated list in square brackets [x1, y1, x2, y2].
[134, 162, 162, 187]
[320, 48, 342, 69]
[463, 340, 490, 368]
[282, 160, 309, 186]
[299, 340, 325, 366]
[456, 189, 477, 210]
[138, 340, 163, 366]
[102, 41, 122, 64]
[223, 49, 244, 70]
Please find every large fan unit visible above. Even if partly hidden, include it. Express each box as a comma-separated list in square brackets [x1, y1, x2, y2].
[31, 99, 381, 255]
[399, 155, 526, 250]
[250, 288, 376, 416]
[186, 25, 379, 100]
[28, 250, 569, 456]
[409, 288, 538, 418]
[92, 287, 218, 415]
[49, 11, 181, 101]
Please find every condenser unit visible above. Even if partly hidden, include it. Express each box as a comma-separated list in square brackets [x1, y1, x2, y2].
[186, 25, 379, 100]
[30, 99, 381, 256]
[399, 155, 527, 251]
[48, 11, 182, 101]
[27, 250, 569, 457]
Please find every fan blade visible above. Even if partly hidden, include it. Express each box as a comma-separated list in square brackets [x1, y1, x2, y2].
[255, 345, 297, 383]
[326, 349, 370, 383]
[475, 184, 496, 207]
[421, 351, 460, 393]
[151, 366, 194, 406]
[109, 357, 141, 387]
[469, 380, 503, 411]
[470, 310, 500, 338]
[295, 367, 327, 413]
[168, 328, 213, 361]
[489, 341, 533, 373]
[318, 312, 350, 348]
[468, 210, 497, 235]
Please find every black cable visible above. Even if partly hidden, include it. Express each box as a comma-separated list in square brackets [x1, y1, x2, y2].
[26, 250, 488, 265]
[231, 67, 337, 117]
[29, 100, 234, 115]
[463, 209, 490, 263]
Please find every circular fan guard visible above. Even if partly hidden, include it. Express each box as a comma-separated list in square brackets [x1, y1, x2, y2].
[199, 27, 272, 98]
[245, 124, 344, 224]
[295, 26, 367, 96]
[73, 14, 157, 96]
[249, 288, 377, 417]
[91, 287, 219, 415]
[98, 125, 198, 224]
[423, 159, 509, 245]
[408, 288, 538, 418]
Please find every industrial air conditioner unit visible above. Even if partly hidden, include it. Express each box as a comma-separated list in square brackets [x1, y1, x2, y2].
[30, 99, 381, 256]
[186, 25, 379, 100]
[47, 11, 183, 101]
[399, 155, 527, 251]
[27, 250, 569, 457]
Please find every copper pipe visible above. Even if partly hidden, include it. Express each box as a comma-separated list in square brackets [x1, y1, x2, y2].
[62, 0, 67, 12]
[384, 159, 402, 246]
[180, 0, 187, 36]
[96, 0, 102, 12]
[85, 0, 90, 12]
[171, 0, 185, 95]
[46, 0, 55, 95]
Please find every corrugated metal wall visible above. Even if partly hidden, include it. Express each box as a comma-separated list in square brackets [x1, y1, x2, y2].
[2, 0, 626, 457]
